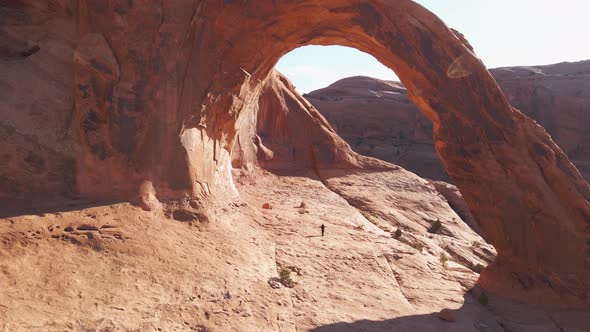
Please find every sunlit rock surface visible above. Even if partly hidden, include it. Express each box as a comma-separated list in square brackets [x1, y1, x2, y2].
[1, 4, 589, 331]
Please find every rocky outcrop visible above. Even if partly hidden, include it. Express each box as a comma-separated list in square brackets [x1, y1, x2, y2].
[0, 1, 78, 200]
[1, 0, 589, 307]
[309, 60, 590, 183]
[306, 77, 445, 179]
[232, 70, 387, 171]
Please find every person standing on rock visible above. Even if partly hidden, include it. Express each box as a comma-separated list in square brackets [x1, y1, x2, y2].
[321, 224, 326, 237]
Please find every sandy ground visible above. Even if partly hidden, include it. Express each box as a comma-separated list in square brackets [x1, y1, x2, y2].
[1, 168, 588, 331]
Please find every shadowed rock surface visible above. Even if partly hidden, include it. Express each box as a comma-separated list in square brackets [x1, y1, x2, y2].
[1, 2, 589, 330]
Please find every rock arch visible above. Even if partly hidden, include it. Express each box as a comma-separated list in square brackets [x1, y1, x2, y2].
[2, 0, 589, 306]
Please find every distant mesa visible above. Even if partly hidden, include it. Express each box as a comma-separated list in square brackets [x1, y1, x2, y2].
[307, 60, 590, 184]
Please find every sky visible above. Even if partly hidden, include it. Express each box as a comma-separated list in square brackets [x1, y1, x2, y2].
[276, 0, 590, 93]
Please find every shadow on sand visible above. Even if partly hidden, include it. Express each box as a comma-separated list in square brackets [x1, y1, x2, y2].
[309, 292, 590, 332]
[310, 313, 461, 332]
[0, 197, 124, 219]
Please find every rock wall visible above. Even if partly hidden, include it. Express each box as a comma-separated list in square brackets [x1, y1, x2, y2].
[231, 70, 386, 171]
[0, 1, 78, 200]
[1, 0, 589, 307]
[496, 62, 590, 182]
[306, 77, 444, 179]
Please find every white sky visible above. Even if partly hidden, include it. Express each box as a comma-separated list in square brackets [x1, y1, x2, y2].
[277, 0, 590, 93]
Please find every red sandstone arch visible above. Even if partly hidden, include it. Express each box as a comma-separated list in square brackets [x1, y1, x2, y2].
[8, 0, 588, 306]
[192, 1, 590, 305]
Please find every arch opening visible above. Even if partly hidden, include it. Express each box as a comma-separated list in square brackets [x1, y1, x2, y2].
[276, 45, 398, 94]
[276, 45, 454, 183]
[234, 40, 494, 287]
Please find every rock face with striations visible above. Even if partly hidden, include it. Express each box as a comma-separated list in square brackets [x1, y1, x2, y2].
[231, 70, 387, 172]
[1, 0, 590, 308]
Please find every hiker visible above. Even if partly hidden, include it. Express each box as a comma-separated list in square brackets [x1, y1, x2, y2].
[321, 224, 326, 237]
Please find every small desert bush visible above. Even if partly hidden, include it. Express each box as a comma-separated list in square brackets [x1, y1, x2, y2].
[439, 253, 448, 268]
[478, 292, 489, 306]
[427, 220, 442, 234]
[468, 262, 485, 274]
[279, 267, 294, 288]
[393, 229, 402, 238]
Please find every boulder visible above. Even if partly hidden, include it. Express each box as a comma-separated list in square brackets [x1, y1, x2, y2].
[438, 308, 456, 322]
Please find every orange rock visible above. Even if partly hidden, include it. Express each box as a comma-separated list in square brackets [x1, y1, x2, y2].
[262, 203, 272, 210]
[232, 71, 384, 171]
[438, 308, 456, 322]
[1, 0, 589, 308]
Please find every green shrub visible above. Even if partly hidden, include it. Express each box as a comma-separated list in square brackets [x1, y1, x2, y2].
[427, 220, 442, 234]
[468, 262, 485, 274]
[440, 253, 448, 268]
[279, 267, 294, 288]
[478, 292, 489, 306]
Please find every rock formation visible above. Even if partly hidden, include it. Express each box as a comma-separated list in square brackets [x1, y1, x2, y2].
[231, 71, 384, 171]
[495, 61, 590, 182]
[306, 76, 445, 179]
[1, 0, 589, 308]
[309, 60, 590, 183]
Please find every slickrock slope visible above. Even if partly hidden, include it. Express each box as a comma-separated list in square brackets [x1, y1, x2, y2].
[1, 201, 295, 331]
[308, 60, 590, 183]
[4, 169, 589, 331]
[1, 0, 590, 323]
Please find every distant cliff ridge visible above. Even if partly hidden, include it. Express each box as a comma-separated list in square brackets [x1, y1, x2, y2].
[307, 60, 590, 183]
